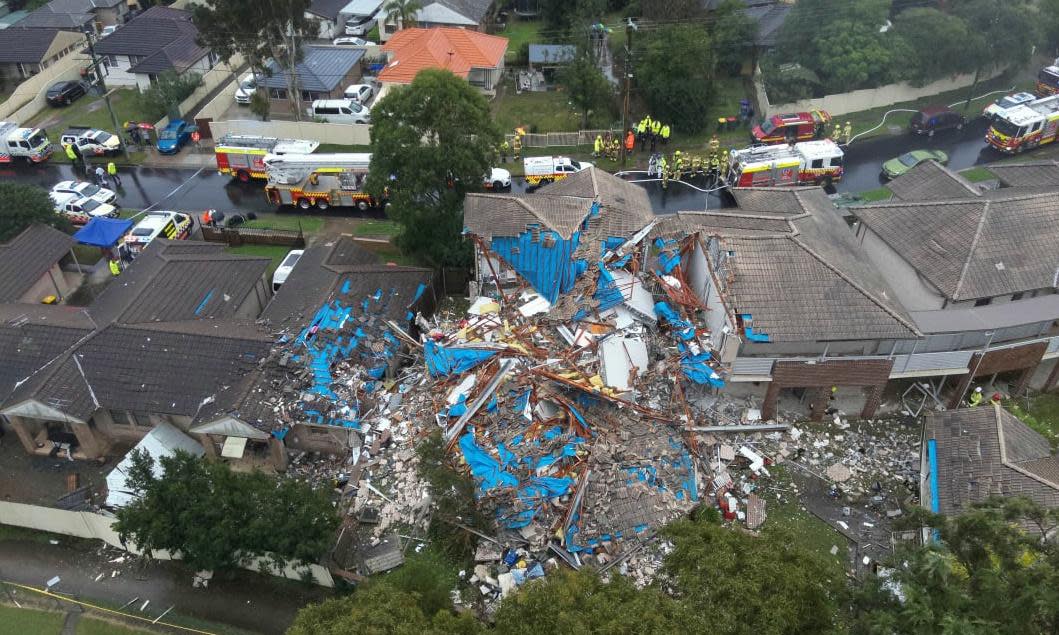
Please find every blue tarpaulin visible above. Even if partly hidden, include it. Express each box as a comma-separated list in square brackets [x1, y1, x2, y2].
[594, 263, 625, 312]
[460, 432, 519, 491]
[73, 217, 133, 247]
[489, 228, 587, 303]
[424, 341, 498, 377]
[655, 301, 695, 340]
[654, 237, 681, 274]
[680, 350, 725, 387]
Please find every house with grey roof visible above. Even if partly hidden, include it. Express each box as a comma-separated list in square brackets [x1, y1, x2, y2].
[307, 0, 384, 39]
[0, 224, 77, 304]
[258, 45, 364, 107]
[0, 27, 84, 81]
[379, 0, 494, 40]
[14, 0, 128, 32]
[883, 160, 983, 202]
[922, 405, 1059, 524]
[986, 160, 1059, 188]
[93, 6, 218, 91]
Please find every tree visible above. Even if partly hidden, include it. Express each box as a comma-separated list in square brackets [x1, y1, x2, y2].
[558, 47, 614, 128]
[638, 25, 716, 133]
[641, 0, 701, 21]
[416, 432, 495, 561]
[383, 0, 423, 30]
[661, 518, 843, 635]
[540, 0, 605, 33]
[0, 183, 69, 242]
[366, 69, 501, 268]
[951, 0, 1038, 105]
[892, 8, 980, 83]
[114, 450, 339, 574]
[708, 0, 758, 77]
[1043, 0, 1059, 56]
[135, 71, 203, 122]
[850, 497, 1059, 634]
[249, 90, 271, 121]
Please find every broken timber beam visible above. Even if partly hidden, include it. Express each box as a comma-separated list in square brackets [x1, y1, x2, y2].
[687, 423, 790, 433]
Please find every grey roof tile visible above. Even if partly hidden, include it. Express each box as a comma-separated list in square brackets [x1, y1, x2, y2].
[0, 28, 72, 63]
[730, 186, 823, 215]
[433, 0, 493, 22]
[260, 46, 364, 93]
[987, 160, 1059, 188]
[0, 314, 92, 404]
[887, 160, 981, 201]
[0, 224, 75, 303]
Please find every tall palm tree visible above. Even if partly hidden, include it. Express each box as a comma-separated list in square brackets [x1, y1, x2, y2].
[383, 0, 422, 31]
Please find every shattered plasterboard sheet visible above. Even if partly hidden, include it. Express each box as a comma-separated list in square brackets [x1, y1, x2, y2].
[599, 335, 649, 392]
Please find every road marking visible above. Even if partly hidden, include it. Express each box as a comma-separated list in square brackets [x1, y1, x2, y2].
[143, 167, 205, 212]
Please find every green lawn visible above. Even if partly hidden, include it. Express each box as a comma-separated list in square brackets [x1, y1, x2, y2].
[958, 166, 997, 183]
[352, 219, 398, 237]
[225, 244, 293, 278]
[242, 215, 324, 234]
[764, 467, 850, 569]
[492, 86, 583, 133]
[858, 186, 896, 203]
[500, 18, 543, 63]
[315, 143, 371, 153]
[1006, 393, 1059, 449]
[0, 604, 65, 635]
[29, 89, 146, 135]
[358, 239, 417, 266]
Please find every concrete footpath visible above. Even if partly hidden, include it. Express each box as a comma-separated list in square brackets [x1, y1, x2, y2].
[0, 538, 330, 634]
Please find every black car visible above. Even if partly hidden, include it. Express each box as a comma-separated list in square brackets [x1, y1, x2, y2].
[46, 81, 86, 107]
[910, 105, 966, 136]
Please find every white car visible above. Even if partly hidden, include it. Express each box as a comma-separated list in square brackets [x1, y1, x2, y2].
[234, 72, 257, 105]
[344, 14, 375, 36]
[333, 37, 375, 47]
[100, 24, 118, 37]
[126, 211, 193, 253]
[52, 180, 117, 205]
[272, 249, 304, 291]
[49, 192, 118, 225]
[485, 167, 511, 190]
[343, 83, 374, 104]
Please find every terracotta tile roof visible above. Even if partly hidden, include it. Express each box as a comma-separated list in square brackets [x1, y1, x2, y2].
[379, 27, 507, 83]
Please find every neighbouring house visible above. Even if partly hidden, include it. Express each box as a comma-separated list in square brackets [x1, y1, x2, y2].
[922, 404, 1059, 525]
[92, 6, 219, 91]
[14, 0, 129, 32]
[258, 45, 364, 108]
[307, 0, 351, 40]
[0, 224, 76, 303]
[0, 10, 29, 29]
[987, 160, 1059, 188]
[0, 27, 84, 81]
[378, 27, 506, 92]
[703, 0, 792, 51]
[379, 0, 494, 40]
[528, 44, 574, 71]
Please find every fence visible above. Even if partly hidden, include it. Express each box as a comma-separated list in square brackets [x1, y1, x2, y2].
[757, 65, 1009, 118]
[155, 54, 244, 130]
[507, 129, 620, 148]
[0, 500, 335, 586]
[209, 118, 372, 145]
[201, 225, 305, 248]
[0, 52, 89, 122]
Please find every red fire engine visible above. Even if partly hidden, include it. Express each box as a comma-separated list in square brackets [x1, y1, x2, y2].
[214, 135, 319, 182]
[751, 110, 831, 145]
[727, 140, 844, 188]
[1036, 64, 1059, 97]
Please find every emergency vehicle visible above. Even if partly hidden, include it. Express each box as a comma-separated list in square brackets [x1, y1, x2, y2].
[263, 153, 376, 211]
[125, 211, 194, 253]
[727, 140, 844, 188]
[49, 192, 119, 225]
[214, 135, 320, 182]
[983, 92, 1035, 119]
[60, 127, 121, 156]
[1036, 63, 1059, 96]
[750, 110, 831, 145]
[523, 156, 593, 185]
[0, 121, 52, 163]
[985, 93, 1059, 154]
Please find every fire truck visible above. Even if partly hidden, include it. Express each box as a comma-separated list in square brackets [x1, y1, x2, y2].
[214, 135, 319, 181]
[263, 153, 377, 210]
[750, 110, 831, 145]
[727, 140, 844, 188]
[985, 94, 1059, 154]
[0, 121, 52, 163]
[1036, 63, 1059, 97]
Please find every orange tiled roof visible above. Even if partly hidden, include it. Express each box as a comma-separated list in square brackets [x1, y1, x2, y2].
[379, 27, 508, 84]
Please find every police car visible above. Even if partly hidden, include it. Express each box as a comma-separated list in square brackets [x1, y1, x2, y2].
[49, 191, 119, 225]
[60, 127, 121, 156]
[52, 180, 117, 205]
[125, 211, 194, 253]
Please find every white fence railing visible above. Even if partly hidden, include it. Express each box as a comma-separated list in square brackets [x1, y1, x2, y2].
[210, 118, 372, 145]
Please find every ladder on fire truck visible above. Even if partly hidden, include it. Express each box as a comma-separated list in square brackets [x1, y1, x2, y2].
[263, 152, 372, 185]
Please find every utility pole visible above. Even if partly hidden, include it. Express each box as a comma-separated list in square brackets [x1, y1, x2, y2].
[620, 18, 636, 168]
[81, 28, 129, 160]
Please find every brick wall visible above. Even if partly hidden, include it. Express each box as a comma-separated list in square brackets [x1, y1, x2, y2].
[763, 358, 894, 421]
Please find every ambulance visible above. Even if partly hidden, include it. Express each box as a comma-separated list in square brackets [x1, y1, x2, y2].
[727, 140, 844, 188]
[750, 110, 831, 145]
[522, 156, 593, 185]
[125, 211, 194, 253]
[214, 135, 319, 181]
[985, 93, 1059, 154]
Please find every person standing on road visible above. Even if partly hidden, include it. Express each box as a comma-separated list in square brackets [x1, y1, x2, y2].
[107, 161, 121, 187]
[843, 121, 853, 145]
[94, 165, 106, 186]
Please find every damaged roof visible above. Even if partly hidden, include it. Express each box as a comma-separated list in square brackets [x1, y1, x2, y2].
[886, 160, 981, 201]
[925, 405, 1059, 518]
[0, 305, 94, 404]
[986, 160, 1059, 188]
[0, 224, 75, 303]
[853, 191, 1059, 301]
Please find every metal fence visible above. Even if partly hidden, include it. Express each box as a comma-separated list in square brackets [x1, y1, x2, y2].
[507, 129, 621, 148]
[201, 225, 305, 248]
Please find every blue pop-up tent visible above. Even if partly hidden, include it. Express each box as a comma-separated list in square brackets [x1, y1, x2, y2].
[73, 217, 133, 248]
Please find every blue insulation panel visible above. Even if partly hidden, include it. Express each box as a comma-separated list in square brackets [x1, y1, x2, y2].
[490, 228, 583, 303]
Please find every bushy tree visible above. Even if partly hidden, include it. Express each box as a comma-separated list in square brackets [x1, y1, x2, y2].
[366, 69, 501, 268]
[641, 0, 700, 21]
[416, 432, 495, 561]
[850, 497, 1059, 634]
[893, 8, 981, 83]
[558, 47, 614, 128]
[638, 25, 716, 133]
[709, 0, 757, 76]
[135, 71, 202, 121]
[540, 0, 605, 33]
[114, 450, 338, 574]
[0, 183, 69, 242]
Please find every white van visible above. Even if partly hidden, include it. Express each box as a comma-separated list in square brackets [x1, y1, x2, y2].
[308, 99, 371, 124]
[272, 249, 304, 291]
[344, 12, 377, 36]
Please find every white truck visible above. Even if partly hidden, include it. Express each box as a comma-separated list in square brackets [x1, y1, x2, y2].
[0, 121, 52, 163]
[523, 156, 593, 185]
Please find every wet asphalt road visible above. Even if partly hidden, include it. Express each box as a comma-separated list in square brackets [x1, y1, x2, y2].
[2, 118, 1005, 218]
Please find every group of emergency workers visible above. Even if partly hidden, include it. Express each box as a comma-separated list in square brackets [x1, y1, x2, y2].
[647, 133, 732, 189]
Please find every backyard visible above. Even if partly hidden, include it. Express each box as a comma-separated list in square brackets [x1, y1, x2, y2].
[29, 89, 146, 134]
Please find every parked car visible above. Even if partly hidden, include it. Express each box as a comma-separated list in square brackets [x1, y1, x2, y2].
[484, 167, 511, 190]
[344, 12, 377, 36]
[126, 210, 194, 253]
[46, 80, 86, 106]
[49, 192, 118, 225]
[100, 24, 118, 37]
[881, 149, 949, 179]
[332, 37, 375, 46]
[60, 127, 121, 156]
[234, 72, 257, 105]
[910, 106, 966, 136]
[308, 99, 371, 124]
[156, 120, 192, 154]
[272, 249, 304, 291]
[52, 180, 117, 205]
[343, 83, 374, 104]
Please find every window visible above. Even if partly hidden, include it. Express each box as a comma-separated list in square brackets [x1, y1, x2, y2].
[128, 55, 143, 65]
[1011, 292, 1024, 301]
[974, 298, 992, 307]
[112, 411, 134, 427]
[269, 88, 287, 99]
[106, 55, 117, 66]
[132, 412, 153, 428]
[811, 158, 823, 169]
